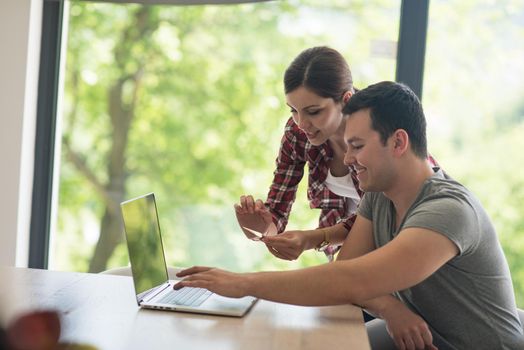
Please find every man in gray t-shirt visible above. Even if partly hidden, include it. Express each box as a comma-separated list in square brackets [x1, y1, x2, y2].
[173, 82, 524, 349]
[359, 168, 522, 349]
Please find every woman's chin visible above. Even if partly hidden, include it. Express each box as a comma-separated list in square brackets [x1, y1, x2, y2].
[307, 135, 326, 146]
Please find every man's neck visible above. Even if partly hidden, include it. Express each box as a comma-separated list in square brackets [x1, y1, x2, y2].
[384, 158, 435, 221]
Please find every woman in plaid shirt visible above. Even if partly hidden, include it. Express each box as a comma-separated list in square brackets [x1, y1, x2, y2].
[235, 46, 362, 261]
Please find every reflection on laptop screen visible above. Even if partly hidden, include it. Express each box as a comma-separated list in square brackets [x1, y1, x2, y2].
[121, 193, 169, 297]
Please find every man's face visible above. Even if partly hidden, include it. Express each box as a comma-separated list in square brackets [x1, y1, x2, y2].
[343, 109, 395, 192]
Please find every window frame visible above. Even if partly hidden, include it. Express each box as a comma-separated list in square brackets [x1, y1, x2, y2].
[29, 0, 64, 268]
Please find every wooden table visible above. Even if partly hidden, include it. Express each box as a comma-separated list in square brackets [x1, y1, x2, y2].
[0, 267, 370, 350]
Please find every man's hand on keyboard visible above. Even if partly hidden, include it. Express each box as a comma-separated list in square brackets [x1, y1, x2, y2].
[174, 266, 250, 299]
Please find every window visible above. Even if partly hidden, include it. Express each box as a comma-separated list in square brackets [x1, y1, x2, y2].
[50, 1, 401, 273]
[423, 0, 524, 307]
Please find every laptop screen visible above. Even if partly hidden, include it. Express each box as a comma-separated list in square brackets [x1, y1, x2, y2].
[121, 193, 169, 299]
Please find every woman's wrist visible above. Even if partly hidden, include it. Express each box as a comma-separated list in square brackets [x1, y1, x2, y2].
[303, 228, 329, 251]
[302, 224, 348, 251]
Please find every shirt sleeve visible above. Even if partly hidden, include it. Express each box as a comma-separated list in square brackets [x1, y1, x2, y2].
[357, 192, 375, 221]
[403, 195, 481, 256]
[265, 117, 307, 233]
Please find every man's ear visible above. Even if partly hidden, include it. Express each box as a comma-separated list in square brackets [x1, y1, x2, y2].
[392, 129, 409, 156]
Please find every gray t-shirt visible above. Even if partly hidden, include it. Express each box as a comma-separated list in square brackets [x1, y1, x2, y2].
[358, 169, 524, 349]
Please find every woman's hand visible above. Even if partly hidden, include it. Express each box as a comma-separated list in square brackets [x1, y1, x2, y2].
[261, 231, 309, 260]
[234, 195, 277, 238]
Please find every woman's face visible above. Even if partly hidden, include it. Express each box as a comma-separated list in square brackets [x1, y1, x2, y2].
[286, 86, 345, 146]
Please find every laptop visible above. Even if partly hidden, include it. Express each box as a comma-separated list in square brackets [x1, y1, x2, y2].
[120, 192, 257, 317]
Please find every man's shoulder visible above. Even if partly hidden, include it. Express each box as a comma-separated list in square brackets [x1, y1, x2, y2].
[420, 171, 475, 208]
[406, 173, 488, 249]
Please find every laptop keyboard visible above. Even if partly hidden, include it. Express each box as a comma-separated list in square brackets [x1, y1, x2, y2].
[158, 287, 212, 307]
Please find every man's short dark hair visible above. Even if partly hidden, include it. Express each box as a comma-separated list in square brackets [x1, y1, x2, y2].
[343, 81, 428, 159]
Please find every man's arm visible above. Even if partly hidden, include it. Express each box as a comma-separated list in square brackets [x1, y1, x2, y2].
[336, 216, 403, 318]
[337, 216, 438, 350]
[175, 225, 459, 306]
[284, 227, 458, 305]
[336, 215, 375, 260]
[336, 215, 395, 316]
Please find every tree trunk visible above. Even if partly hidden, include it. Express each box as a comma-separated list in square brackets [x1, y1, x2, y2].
[87, 81, 130, 273]
[88, 203, 124, 272]
[87, 6, 157, 272]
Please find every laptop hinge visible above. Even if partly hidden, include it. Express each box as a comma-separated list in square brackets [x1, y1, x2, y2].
[139, 282, 171, 304]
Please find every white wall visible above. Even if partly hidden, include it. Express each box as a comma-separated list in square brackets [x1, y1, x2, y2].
[0, 0, 42, 266]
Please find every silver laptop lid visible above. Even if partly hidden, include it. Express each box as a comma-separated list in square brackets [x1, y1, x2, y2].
[121, 193, 170, 304]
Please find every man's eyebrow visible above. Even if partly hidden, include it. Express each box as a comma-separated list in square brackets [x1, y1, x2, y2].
[346, 136, 363, 144]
